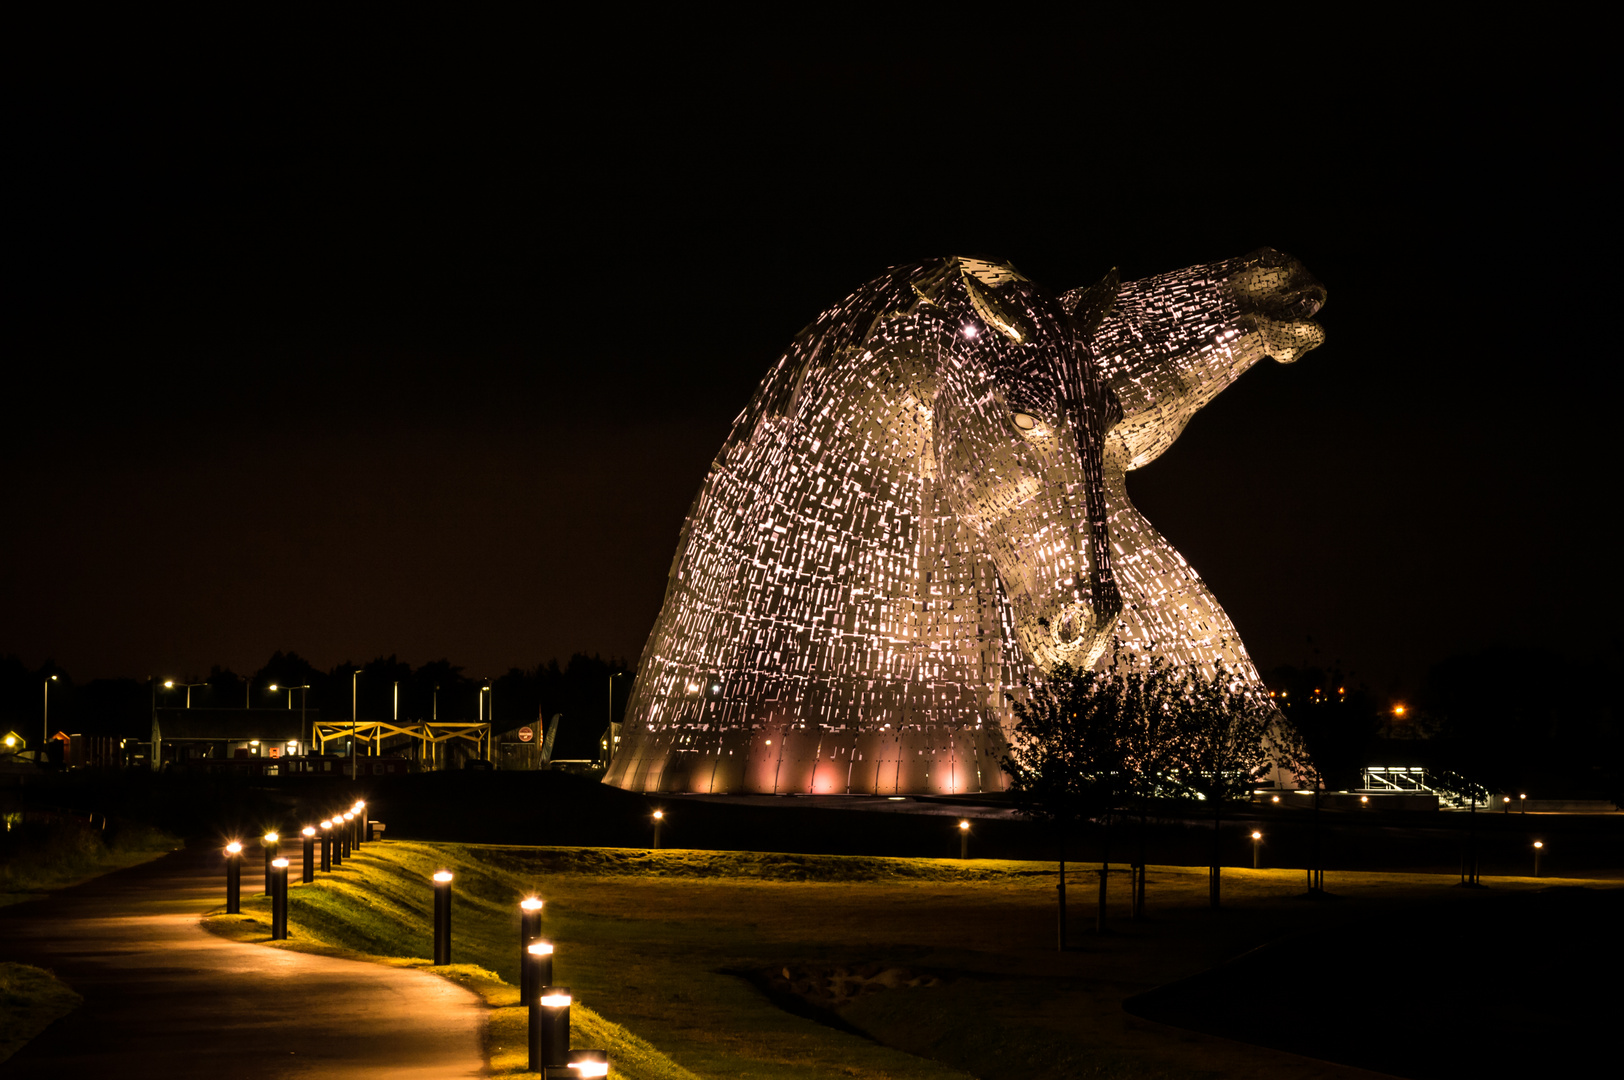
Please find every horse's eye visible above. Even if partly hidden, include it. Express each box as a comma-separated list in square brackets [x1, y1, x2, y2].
[1011, 412, 1037, 431]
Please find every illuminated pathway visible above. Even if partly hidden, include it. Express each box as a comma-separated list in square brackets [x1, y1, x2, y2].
[0, 845, 484, 1078]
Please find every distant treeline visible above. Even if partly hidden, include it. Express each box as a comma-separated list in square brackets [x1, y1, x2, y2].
[0, 652, 634, 763]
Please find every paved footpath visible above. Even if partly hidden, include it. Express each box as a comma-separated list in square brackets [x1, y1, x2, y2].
[0, 844, 485, 1078]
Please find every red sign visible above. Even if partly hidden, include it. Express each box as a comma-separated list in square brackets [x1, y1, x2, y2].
[517, 726, 534, 743]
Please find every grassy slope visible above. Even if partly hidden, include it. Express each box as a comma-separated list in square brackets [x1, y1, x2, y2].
[0, 962, 83, 1064]
[206, 840, 1611, 1080]
[1, 819, 181, 908]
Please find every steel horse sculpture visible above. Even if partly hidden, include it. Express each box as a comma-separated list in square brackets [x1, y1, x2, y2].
[605, 250, 1326, 794]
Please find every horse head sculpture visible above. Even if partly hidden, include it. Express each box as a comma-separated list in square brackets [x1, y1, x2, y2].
[605, 249, 1324, 795]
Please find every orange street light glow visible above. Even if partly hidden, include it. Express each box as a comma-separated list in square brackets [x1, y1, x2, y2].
[1251, 831, 1262, 840]
[302, 826, 315, 837]
[959, 820, 970, 831]
[433, 871, 453, 883]
[521, 898, 543, 912]
[264, 832, 278, 843]
[272, 858, 289, 868]
[226, 841, 242, 854]
[528, 942, 554, 956]
[653, 810, 664, 820]
[540, 993, 571, 1007]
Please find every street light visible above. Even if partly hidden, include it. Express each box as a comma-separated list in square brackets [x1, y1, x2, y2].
[350, 669, 362, 780]
[1520, 793, 1527, 814]
[1533, 840, 1544, 877]
[43, 674, 59, 749]
[652, 809, 664, 850]
[263, 832, 280, 896]
[301, 826, 316, 883]
[1251, 831, 1263, 869]
[268, 684, 311, 755]
[225, 841, 243, 913]
[166, 680, 207, 708]
[958, 820, 970, 860]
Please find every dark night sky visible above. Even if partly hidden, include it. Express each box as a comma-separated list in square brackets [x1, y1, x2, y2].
[3, 17, 1615, 695]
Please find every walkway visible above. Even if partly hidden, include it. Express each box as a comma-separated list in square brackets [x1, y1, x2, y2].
[0, 844, 485, 1078]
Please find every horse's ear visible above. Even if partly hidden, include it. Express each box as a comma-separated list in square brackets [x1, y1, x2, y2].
[1067, 268, 1120, 338]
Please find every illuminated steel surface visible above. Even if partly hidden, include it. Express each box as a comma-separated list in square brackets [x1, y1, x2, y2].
[608, 250, 1325, 794]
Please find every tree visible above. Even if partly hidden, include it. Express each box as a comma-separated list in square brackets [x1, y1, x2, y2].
[1003, 663, 1131, 947]
[1164, 664, 1276, 909]
[1115, 654, 1185, 919]
[1268, 668, 1382, 895]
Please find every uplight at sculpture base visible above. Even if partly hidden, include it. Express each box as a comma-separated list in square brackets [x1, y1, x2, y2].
[605, 250, 1325, 795]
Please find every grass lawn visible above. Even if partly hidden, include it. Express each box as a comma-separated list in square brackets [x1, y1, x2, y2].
[0, 962, 82, 1065]
[1, 817, 180, 908]
[206, 840, 1617, 1080]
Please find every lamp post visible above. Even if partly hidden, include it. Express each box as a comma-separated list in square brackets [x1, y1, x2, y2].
[301, 826, 316, 883]
[168, 680, 207, 707]
[525, 943, 555, 1070]
[329, 818, 343, 867]
[350, 670, 362, 780]
[268, 684, 311, 755]
[341, 812, 354, 858]
[1503, 796, 1511, 814]
[652, 809, 663, 850]
[959, 820, 970, 860]
[270, 858, 289, 940]
[42, 674, 59, 749]
[351, 801, 366, 850]
[432, 871, 454, 965]
[535, 987, 572, 1073]
[1251, 831, 1263, 869]
[1533, 841, 1544, 878]
[319, 820, 333, 872]
[1520, 793, 1527, 814]
[225, 841, 243, 913]
[520, 898, 544, 1001]
[263, 832, 279, 896]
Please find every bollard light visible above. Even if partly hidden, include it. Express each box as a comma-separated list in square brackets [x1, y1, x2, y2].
[525, 941, 557, 1071]
[567, 1048, 610, 1077]
[301, 826, 316, 884]
[1533, 840, 1544, 878]
[225, 841, 243, 914]
[263, 832, 280, 896]
[1503, 796, 1511, 814]
[321, 819, 337, 870]
[1251, 831, 1262, 869]
[1520, 793, 1527, 814]
[535, 987, 572, 1072]
[340, 813, 354, 859]
[1271, 794, 1281, 804]
[520, 898, 545, 1003]
[432, 871, 454, 965]
[1359, 795, 1369, 805]
[271, 857, 290, 940]
[353, 801, 366, 848]
[652, 809, 664, 850]
[958, 819, 970, 860]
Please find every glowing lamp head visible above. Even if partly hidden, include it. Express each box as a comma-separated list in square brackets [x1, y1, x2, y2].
[272, 857, 289, 868]
[264, 832, 279, 843]
[433, 871, 453, 883]
[1360, 795, 1369, 803]
[653, 810, 663, 820]
[1504, 797, 1511, 804]
[343, 812, 354, 822]
[269, 683, 278, 691]
[320, 820, 332, 830]
[302, 826, 315, 837]
[528, 941, 554, 956]
[4, 735, 14, 747]
[164, 680, 175, 688]
[520, 897, 543, 912]
[539, 992, 572, 1008]
[226, 841, 243, 855]
[1271, 795, 1281, 803]
[1533, 841, 1544, 849]
[958, 820, 970, 831]
[1251, 831, 1262, 840]
[571, 1056, 610, 1078]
